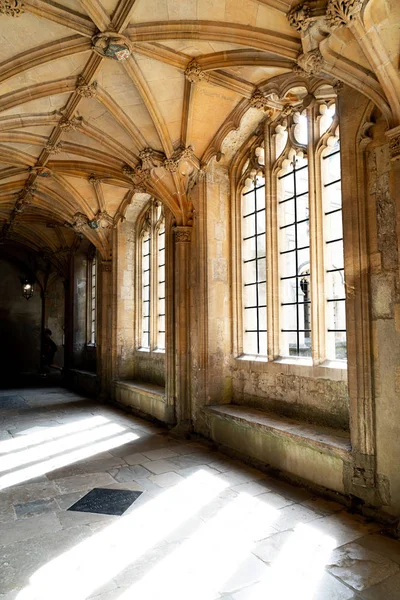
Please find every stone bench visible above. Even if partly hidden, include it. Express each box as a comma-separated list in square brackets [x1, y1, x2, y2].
[203, 404, 351, 495]
[113, 380, 175, 424]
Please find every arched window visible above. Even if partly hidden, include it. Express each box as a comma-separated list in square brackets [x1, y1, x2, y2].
[241, 148, 267, 356]
[138, 200, 166, 351]
[238, 96, 346, 364]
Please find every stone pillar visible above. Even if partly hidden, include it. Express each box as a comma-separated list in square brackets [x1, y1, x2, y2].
[386, 126, 400, 283]
[173, 225, 192, 431]
[98, 258, 113, 401]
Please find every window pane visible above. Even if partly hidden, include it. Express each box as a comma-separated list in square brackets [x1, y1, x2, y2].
[243, 214, 255, 239]
[323, 141, 346, 361]
[242, 181, 267, 356]
[243, 331, 258, 355]
[279, 158, 311, 357]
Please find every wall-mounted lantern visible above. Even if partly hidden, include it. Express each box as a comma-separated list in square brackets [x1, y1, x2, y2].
[20, 277, 34, 300]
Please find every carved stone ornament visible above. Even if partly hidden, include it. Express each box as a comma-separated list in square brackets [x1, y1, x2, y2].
[174, 226, 192, 243]
[29, 166, 52, 178]
[59, 116, 83, 132]
[297, 49, 324, 76]
[45, 142, 63, 154]
[100, 260, 112, 272]
[185, 60, 207, 84]
[0, 0, 24, 16]
[386, 126, 400, 161]
[92, 32, 131, 61]
[69, 212, 89, 233]
[76, 76, 98, 98]
[123, 164, 151, 192]
[326, 0, 364, 30]
[88, 211, 114, 229]
[249, 90, 274, 116]
[287, 2, 311, 32]
[163, 157, 179, 173]
[139, 147, 163, 169]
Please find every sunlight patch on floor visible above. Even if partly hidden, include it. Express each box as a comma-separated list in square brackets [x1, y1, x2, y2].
[16, 470, 229, 600]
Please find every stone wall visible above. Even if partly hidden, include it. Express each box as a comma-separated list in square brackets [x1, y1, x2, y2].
[367, 118, 400, 515]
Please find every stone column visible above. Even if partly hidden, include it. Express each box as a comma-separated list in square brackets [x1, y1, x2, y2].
[386, 126, 400, 284]
[97, 258, 113, 401]
[173, 225, 192, 431]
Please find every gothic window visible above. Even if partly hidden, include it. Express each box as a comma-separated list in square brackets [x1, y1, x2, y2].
[138, 201, 166, 351]
[238, 98, 346, 364]
[241, 149, 267, 356]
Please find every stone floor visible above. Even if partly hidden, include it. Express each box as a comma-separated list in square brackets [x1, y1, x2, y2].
[1, 388, 400, 600]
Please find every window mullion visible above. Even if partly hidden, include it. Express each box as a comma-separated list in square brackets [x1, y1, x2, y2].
[265, 122, 278, 360]
[307, 104, 326, 364]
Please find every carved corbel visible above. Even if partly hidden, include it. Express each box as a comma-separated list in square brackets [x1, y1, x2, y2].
[59, 116, 83, 133]
[287, 1, 312, 32]
[123, 164, 151, 193]
[76, 76, 97, 98]
[68, 212, 89, 233]
[386, 126, 400, 162]
[296, 49, 324, 76]
[0, 0, 24, 16]
[88, 211, 114, 229]
[139, 147, 164, 169]
[185, 60, 207, 83]
[173, 226, 192, 243]
[326, 0, 365, 30]
[249, 90, 274, 116]
[45, 142, 63, 154]
[99, 259, 112, 272]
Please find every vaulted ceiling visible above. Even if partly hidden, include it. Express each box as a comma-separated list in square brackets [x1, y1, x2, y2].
[0, 0, 398, 268]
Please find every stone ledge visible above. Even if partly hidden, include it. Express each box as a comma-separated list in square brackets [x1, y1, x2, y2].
[114, 380, 165, 400]
[205, 404, 351, 460]
[69, 368, 97, 378]
[113, 380, 174, 425]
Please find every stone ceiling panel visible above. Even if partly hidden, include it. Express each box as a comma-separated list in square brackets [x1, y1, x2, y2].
[0, 93, 73, 119]
[0, 14, 78, 63]
[0, 54, 91, 96]
[189, 80, 240, 157]
[101, 183, 129, 216]
[223, 65, 290, 84]
[75, 98, 142, 152]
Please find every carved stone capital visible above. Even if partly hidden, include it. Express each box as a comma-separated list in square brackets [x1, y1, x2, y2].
[139, 147, 163, 169]
[386, 126, 400, 161]
[174, 226, 192, 243]
[249, 90, 274, 114]
[59, 116, 83, 132]
[287, 2, 311, 32]
[45, 142, 63, 154]
[123, 164, 151, 191]
[185, 60, 207, 83]
[76, 76, 97, 98]
[326, 0, 365, 30]
[99, 259, 112, 272]
[163, 157, 179, 173]
[0, 0, 24, 16]
[297, 49, 324, 76]
[92, 31, 131, 61]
